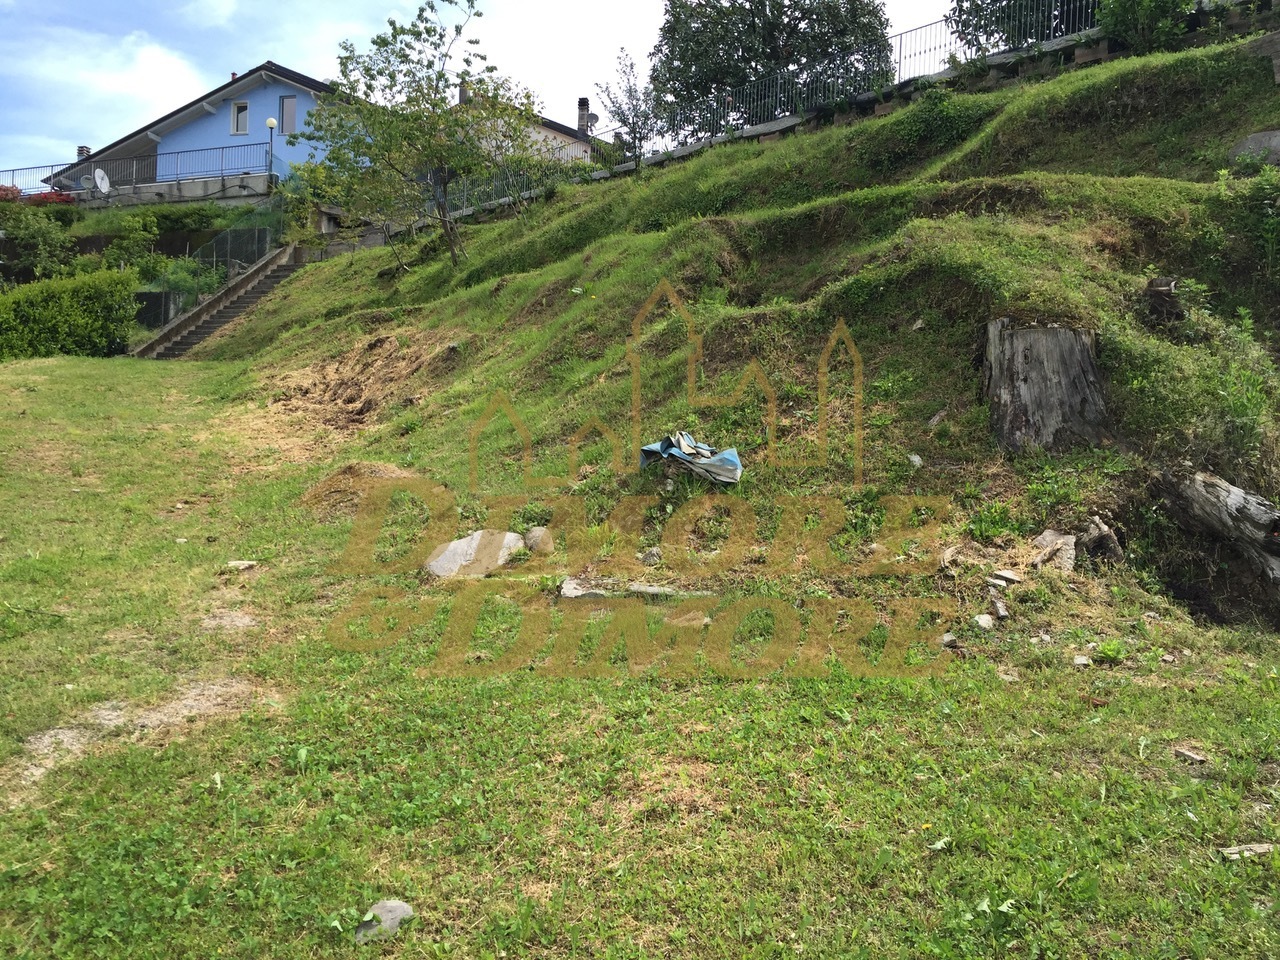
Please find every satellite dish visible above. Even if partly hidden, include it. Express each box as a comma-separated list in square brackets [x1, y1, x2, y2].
[79, 175, 93, 190]
[93, 168, 111, 195]
[587, 112, 600, 130]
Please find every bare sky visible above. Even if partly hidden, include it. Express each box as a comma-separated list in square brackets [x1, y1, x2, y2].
[0, 0, 951, 170]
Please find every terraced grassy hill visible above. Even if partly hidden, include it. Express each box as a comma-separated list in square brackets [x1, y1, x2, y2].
[2, 39, 1279, 960]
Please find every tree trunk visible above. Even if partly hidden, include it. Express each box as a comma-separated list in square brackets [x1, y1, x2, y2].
[1157, 470, 1280, 587]
[983, 317, 1109, 452]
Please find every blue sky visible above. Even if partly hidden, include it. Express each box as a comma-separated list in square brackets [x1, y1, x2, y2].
[0, 0, 948, 170]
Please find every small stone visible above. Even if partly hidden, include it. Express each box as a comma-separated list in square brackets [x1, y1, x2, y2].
[1160, 654, 1176, 664]
[561, 577, 611, 599]
[1218, 843, 1274, 861]
[638, 546, 663, 566]
[911, 318, 925, 331]
[1073, 655, 1092, 667]
[985, 577, 1008, 589]
[940, 632, 958, 648]
[226, 560, 258, 571]
[997, 669, 1021, 683]
[425, 530, 524, 578]
[927, 409, 947, 428]
[1174, 747, 1209, 764]
[908, 453, 924, 468]
[175, 538, 188, 544]
[523, 526, 554, 555]
[992, 569, 1023, 584]
[355, 899, 414, 946]
[973, 614, 996, 631]
[989, 588, 1010, 621]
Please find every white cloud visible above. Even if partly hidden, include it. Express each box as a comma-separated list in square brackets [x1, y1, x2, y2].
[0, 29, 210, 165]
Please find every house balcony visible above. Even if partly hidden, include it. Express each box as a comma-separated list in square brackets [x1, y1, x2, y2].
[1, 142, 288, 206]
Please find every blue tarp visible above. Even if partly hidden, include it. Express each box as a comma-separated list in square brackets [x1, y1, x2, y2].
[639, 431, 742, 484]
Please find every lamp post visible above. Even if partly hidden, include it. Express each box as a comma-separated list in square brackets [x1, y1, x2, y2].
[265, 116, 277, 192]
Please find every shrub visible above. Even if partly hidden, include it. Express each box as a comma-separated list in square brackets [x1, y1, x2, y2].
[0, 206, 74, 282]
[0, 269, 138, 359]
[1098, 0, 1195, 55]
[0, 185, 20, 203]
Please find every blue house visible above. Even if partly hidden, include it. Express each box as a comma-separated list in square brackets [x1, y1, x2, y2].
[48, 62, 331, 204]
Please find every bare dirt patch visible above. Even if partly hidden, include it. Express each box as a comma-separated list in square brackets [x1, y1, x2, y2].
[1, 678, 275, 806]
[266, 331, 459, 430]
[201, 610, 260, 631]
[592, 758, 725, 828]
[301, 461, 418, 521]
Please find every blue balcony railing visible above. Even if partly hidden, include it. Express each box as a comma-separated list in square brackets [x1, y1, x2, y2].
[1, 142, 275, 196]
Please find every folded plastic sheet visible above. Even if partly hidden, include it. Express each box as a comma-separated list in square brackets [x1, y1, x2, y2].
[639, 431, 742, 484]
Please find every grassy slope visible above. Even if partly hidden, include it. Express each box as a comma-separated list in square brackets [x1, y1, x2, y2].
[1, 41, 1279, 959]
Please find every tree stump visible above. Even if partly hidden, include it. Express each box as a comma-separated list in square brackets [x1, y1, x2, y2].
[1158, 470, 1280, 587]
[983, 318, 1109, 452]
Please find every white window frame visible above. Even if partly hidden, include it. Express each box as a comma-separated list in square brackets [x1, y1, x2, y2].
[231, 101, 249, 136]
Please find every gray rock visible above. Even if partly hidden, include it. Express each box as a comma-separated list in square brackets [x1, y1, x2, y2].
[226, 560, 258, 571]
[1229, 130, 1280, 167]
[638, 546, 663, 567]
[1073, 655, 1092, 667]
[355, 899, 413, 945]
[908, 453, 924, 468]
[561, 577, 612, 599]
[973, 614, 996, 631]
[989, 589, 1010, 621]
[1174, 747, 1208, 764]
[940, 632, 959, 648]
[425, 530, 524, 578]
[1031, 530, 1076, 572]
[523, 526, 554, 555]
[992, 569, 1023, 584]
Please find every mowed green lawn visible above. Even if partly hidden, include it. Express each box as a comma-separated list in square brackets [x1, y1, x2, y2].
[0, 356, 1277, 959]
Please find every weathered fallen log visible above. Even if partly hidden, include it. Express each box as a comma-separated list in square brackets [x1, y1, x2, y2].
[983, 318, 1109, 452]
[1158, 470, 1280, 586]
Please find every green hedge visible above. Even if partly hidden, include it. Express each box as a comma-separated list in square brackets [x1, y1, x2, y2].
[0, 270, 139, 360]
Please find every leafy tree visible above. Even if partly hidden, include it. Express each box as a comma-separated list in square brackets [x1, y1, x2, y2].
[946, 0, 1098, 53]
[649, 0, 893, 140]
[597, 49, 661, 165]
[0, 205, 74, 285]
[295, 0, 539, 267]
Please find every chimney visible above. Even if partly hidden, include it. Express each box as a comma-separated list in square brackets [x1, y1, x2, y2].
[577, 97, 590, 136]
[76, 145, 91, 160]
[459, 79, 471, 105]
[231, 71, 238, 81]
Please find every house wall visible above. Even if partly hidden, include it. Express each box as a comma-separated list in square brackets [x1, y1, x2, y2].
[156, 79, 323, 180]
[528, 125, 591, 162]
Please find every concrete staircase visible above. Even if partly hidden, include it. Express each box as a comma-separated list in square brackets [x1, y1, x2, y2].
[154, 262, 303, 360]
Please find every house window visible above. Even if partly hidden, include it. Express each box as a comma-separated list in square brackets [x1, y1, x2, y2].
[231, 101, 248, 135]
[279, 95, 297, 135]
